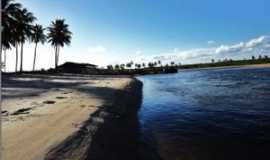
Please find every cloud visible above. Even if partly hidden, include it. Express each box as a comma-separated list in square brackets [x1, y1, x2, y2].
[148, 35, 270, 64]
[87, 45, 107, 54]
[246, 36, 265, 48]
[214, 36, 267, 54]
[78, 36, 270, 66]
[153, 48, 214, 62]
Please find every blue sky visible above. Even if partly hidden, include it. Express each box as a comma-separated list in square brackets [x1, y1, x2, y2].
[5, 0, 270, 71]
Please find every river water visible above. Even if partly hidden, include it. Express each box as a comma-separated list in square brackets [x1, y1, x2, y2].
[137, 67, 270, 160]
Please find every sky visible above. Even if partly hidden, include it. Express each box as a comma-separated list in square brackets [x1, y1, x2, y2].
[4, 0, 270, 71]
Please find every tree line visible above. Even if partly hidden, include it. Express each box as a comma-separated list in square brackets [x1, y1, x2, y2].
[107, 60, 180, 70]
[1, 0, 72, 72]
[107, 54, 270, 71]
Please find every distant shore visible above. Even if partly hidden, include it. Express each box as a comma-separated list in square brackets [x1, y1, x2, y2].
[242, 63, 270, 68]
[178, 63, 270, 71]
[2, 74, 144, 160]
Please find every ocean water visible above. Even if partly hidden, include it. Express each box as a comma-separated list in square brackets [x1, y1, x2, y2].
[137, 67, 270, 160]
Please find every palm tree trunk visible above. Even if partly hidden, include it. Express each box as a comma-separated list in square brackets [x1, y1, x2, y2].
[4, 49, 7, 72]
[0, 44, 2, 110]
[57, 46, 60, 66]
[15, 44, 18, 72]
[0, 44, 2, 123]
[55, 46, 58, 68]
[20, 43, 24, 72]
[0, 44, 2, 72]
[33, 43, 38, 71]
[0, 48, 3, 72]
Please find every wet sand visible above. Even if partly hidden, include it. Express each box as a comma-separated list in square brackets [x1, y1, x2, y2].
[2, 74, 135, 160]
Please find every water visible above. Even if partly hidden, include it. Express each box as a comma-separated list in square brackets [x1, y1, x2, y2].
[137, 67, 270, 160]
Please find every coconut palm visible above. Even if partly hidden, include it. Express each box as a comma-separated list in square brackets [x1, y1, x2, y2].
[47, 19, 72, 68]
[31, 24, 46, 71]
[142, 63, 145, 68]
[158, 60, 161, 66]
[10, 27, 21, 72]
[14, 35, 20, 72]
[15, 8, 36, 72]
[1, 0, 22, 48]
[1, 0, 22, 71]
[1, 27, 12, 71]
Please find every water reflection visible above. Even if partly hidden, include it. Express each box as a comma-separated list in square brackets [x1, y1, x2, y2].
[138, 67, 270, 160]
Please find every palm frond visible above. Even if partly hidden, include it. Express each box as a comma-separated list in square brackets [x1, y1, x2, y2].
[47, 19, 72, 47]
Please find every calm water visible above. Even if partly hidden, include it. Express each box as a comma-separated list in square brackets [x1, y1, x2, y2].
[137, 67, 270, 160]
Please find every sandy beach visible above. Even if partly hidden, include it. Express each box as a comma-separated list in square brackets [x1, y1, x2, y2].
[2, 74, 135, 160]
[242, 63, 270, 68]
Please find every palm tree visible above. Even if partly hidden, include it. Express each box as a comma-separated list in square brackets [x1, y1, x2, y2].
[47, 19, 72, 68]
[14, 33, 20, 72]
[158, 60, 161, 66]
[31, 24, 46, 71]
[153, 61, 157, 67]
[15, 8, 36, 72]
[126, 63, 131, 69]
[1, 0, 22, 71]
[148, 62, 153, 68]
[120, 64, 125, 70]
[1, 0, 22, 48]
[107, 65, 113, 70]
[114, 64, 120, 70]
[3, 23, 20, 72]
[142, 63, 145, 68]
[1, 26, 12, 71]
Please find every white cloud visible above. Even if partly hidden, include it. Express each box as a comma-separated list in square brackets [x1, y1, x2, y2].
[246, 36, 265, 48]
[148, 35, 270, 64]
[87, 45, 107, 54]
[215, 36, 268, 54]
[153, 48, 215, 62]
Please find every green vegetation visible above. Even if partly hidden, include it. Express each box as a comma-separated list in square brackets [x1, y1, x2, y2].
[101, 65, 178, 75]
[178, 55, 270, 69]
[100, 55, 270, 75]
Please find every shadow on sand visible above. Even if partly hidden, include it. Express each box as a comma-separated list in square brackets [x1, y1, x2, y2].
[2, 74, 161, 160]
[44, 78, 161, 160]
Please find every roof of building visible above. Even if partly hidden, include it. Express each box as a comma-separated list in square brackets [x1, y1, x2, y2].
[58, 62, 98, 69]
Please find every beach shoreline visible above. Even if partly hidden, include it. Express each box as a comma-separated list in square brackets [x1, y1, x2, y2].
[241, 63, 270, 68]
[45, 78, 147, 160]
[3, 63, 269, 160]
[2, 74, 143, 160]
